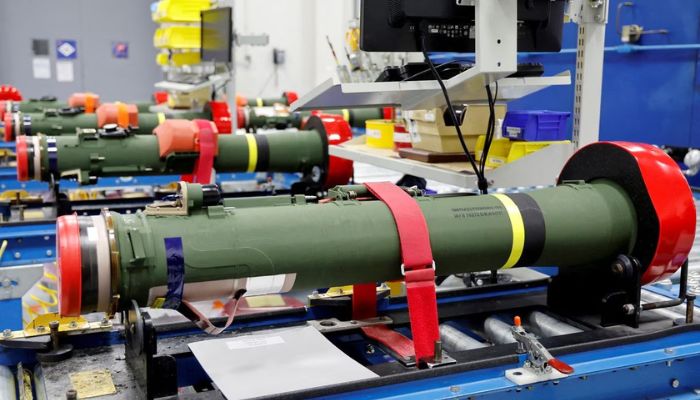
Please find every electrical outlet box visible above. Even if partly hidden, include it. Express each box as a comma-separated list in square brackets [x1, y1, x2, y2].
[273, 48, 286, 65]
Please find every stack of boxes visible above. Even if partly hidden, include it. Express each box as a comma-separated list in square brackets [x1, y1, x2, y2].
[404, 104, 506, 154]
[399, 106, 571, 168]
[152, 0, 213, 68]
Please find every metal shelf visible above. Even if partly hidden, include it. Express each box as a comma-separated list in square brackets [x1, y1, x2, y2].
[291, 68, 571, 111]
[330, 136, 574, 189]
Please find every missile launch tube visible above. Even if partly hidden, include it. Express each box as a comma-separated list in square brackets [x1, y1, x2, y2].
[3, 101, 231, 141]
[54, 142, 696, 316]
[3, 109, 202, 140]
[16, 116, 348, 186]
[238, 106, 386, 131]
[238, 91, 298, 107]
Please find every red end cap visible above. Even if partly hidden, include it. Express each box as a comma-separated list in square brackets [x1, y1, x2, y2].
[0, 101, 6, 120]
[208, 101, 232, 134]
[548, 358, 574, 375]
[3, 113, 13, 142]
[0, 85, 22, 101]
[283, 91, 299, 105]
[153, 91, 169, 104]
[559, 141, 696, 284]
[382, 107, 395, 120]
[618, 142, 696, 283]
[317, 114, 354, 187]
[15, 136, 29, 181]
[57, 215, 83, 316]
[236, 106, 246, 129]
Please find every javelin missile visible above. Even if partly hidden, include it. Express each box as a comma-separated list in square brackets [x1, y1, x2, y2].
[236, 91, 298, 107]
[0, 92, 165, 119]
[2, 101, 232, 141]
[237, 105, 388, 131]
[54, 142, 696, 316]
[16, 115, 353, 186]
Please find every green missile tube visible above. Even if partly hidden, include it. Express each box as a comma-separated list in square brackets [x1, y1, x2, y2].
[0, 94, 156, 117]
[54, 142, 696, 316]
[238, 91, 298, 107]
[16, 115, 353, 186]
[238, 105, 387, 131]
[3, 101, 232, 141]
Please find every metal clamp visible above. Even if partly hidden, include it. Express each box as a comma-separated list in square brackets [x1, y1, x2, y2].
[505, 316, 573, 384]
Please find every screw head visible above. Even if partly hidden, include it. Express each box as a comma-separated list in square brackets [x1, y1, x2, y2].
[449, 386, 460, 393]
[2, 328, 12, 337]
[13, 252, 20, 259]
[365, 344, 375, 355]
[611, 261, 625, 275]
[671, 379, 680, 388]
[622, 304, 636, 315]
[0, 278, 11, 288]
[68, 321, 78, 328]
[46, 250, 53, 257]
[665, 348, 675, 354]
[36, 325, 46, 332]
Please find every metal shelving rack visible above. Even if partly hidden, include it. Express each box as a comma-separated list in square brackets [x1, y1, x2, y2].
[292, 0, 609, 190]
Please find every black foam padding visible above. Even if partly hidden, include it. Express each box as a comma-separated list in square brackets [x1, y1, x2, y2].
[558, 143, 659, 274]
[78, 217, 99, 313]
[301, 115, 329, 184]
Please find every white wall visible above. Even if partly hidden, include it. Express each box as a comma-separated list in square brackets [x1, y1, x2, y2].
[233, 0, 355, 99]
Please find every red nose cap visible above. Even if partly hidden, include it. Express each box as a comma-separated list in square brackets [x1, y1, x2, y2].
[236, 106, 246, 129]
[283, 91, 299, 105]
[318, 114, 354, 187]
[57, 215, 83, 316]
[3, 113, 13, 142]
[15, 136, 29, 181]
[559, 141, 696, 284]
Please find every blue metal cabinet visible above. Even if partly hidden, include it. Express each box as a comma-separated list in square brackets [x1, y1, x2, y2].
[507, 0, 700, 147]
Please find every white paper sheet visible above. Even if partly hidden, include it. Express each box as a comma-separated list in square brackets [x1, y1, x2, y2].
[188, 325, 378, 399]
[56, 61, 74, 82]
[32, 58, 51, 79]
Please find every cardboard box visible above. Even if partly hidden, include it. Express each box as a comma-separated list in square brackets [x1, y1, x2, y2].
[411, 134, 479, 154]
[406, 104, 506, 153]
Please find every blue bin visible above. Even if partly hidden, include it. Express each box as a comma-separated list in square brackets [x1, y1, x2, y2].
[502, 110, 571, 141]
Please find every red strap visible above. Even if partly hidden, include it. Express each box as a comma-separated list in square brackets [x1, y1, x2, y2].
[180, 295, 243, 335]
[364, 182, 433, 270]
[361, 325, 415, 362]
[352, 282, 377, 320]
[189, 120, 217, 184]
[360, 182, 439, 364]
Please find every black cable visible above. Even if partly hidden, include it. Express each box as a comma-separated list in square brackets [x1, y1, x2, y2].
[419, 35, 487, 193]
[479, 82, 499, 183]
[400, 60, 459, 82]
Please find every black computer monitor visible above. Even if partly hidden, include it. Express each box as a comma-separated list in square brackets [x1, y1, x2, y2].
[360, 0, 565, 53]
[201, 7, 233, 63]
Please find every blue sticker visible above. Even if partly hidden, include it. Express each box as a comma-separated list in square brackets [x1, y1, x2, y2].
[112, 42, 128, 59]
[56, 40, 78, 60]
[163, 237, 185, 309]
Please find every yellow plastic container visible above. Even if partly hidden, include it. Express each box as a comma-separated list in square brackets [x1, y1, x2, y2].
[365, 119, 396, 149]
[475, 136, 570, 168]
[154, 26, 201, 49]
[152, 0, 212, 23]
[156, 51, 201, 66]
